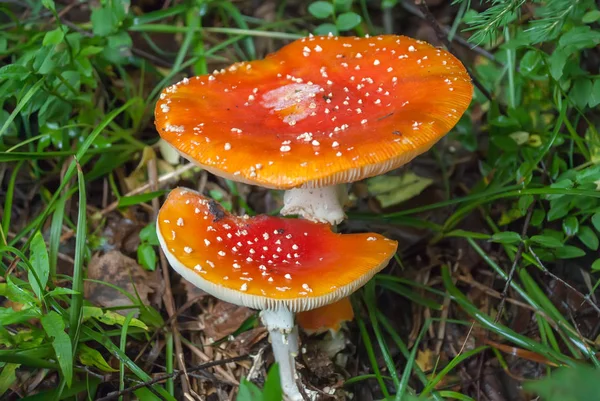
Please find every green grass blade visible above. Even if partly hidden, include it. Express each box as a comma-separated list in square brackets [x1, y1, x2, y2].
[82, 326, 176, 401]
[441, 265, 574, 366]
[1, 160, 23, 240]
[419, 346, 488, 398]
[68, 161, 86, 355]
[0, 78, 44, 138]
[8, 98, 139, 247]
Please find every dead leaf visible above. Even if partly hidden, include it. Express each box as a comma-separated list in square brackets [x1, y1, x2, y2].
[182, 277, 208, 302]
[84, 251, 161, 316]
[416, 348, 435, 372]
[157, 138, 181, 165]
[123, 146, 174, 192]
[228, 327, 268, 355]
[367, 171, 433, 208]
[201, 301, 255, 340]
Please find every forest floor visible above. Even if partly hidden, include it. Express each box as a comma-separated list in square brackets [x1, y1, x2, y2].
[2, 1, 600, 400]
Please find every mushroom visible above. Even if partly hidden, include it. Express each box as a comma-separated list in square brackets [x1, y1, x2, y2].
[155, 34, 473, 224]
[297, 296, 353, 334]
[297, 298, 354, 361]
[156, 188, 398, 400]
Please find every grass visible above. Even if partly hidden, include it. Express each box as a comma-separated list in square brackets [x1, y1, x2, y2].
[2, 0, 600, 400]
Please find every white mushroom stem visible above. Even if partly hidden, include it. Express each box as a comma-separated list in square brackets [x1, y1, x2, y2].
[260, 308, 302, 401]
[281, 185, 348, 225]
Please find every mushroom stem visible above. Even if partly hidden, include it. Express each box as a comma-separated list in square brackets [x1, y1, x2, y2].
[281, 185, 348, 225]
[260, 308, 303, 401]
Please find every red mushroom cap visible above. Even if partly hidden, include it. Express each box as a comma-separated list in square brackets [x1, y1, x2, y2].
[156, 188, 397, 312]
[155, 35, 473, 189]
[296, 296, 354, 334]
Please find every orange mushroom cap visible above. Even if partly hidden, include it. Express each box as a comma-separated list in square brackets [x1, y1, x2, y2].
[155, 35, 472, 189]
[157, 188, 397, 312]
[296, 296, 354, 334]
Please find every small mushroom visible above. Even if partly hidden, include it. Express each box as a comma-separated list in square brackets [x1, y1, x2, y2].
[296, 297, 354, 334]
[155, 34, 473, 224]
[156, 188, 398, 400]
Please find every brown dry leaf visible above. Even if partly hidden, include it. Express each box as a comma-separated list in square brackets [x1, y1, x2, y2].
[228, 327, 268, 356]
[182, 277, 209, 302]
[84, 251, 161, 316]
[201, 301, 255, 340]
[123, 146, 174, 192]
[483, 338, 559, 367]
[416, 348, 435, 372]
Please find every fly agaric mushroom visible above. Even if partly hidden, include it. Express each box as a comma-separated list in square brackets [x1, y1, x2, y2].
[155, 34, 473, 224]
[156, 188, 397, 400]
[296, 297, 354, 334]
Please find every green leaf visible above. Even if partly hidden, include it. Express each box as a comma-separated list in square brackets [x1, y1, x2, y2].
[518, 195, 534, 215]
[562, 216, 579, 237]
[43, 28, 65, 46]
[520, 50, 542, 76]
[91, 309, 148, 330]
[525, 364, 600, 400]
[592, 213, 600, 232]
[236, 364, 281, 401]
[80, 46, 104, 57]
[336, 12, 362, 31]
[140, 223, 160, 246]
[0, 308, 39, 326]
[262, 363, 283, 401]
[0, 363, 18, 397]
[531, 209, 545, 227]
[554, 245, 586, 259]
[589, 79, 600, 108]
[583, 10, 600, 23]
[382, 0, 398, 9]
[237, 379, 263, 401]
[570, 78, 593, 109]
[547, 196, 572, 221]
[118, 190, 166, 207]
[333, 0, 352, 12]
[29, 231, 49, 300]
[133, 387, 164, 401]
[576, 165, 600, 184]
[577, 226, 598, 251]
[78, 344, 118, 372]
[548, 49, 570, 80]
[0, 65, 30, 80]
[137, 243, 157, 271]
[91, 7, 118, 37]
[45, 288, 79, 298]
[102, 32, 133, 64]
[308, 1, 334, 19]
[559, 26, 600, 49]
[367, 172, 433, 208]
[41, 0, 56, 11]
[314, 23, 338, 35]
[530, 235, 564, 248]
[6, 276, 37, 307]
[592, 259, 600, 271]
[491, 231, 522, 244]
[40, 311, 72, 387]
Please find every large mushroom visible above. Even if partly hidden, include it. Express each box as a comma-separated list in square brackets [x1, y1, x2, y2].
[155, 34, 473, 225]
[157, 188, 397, 400]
